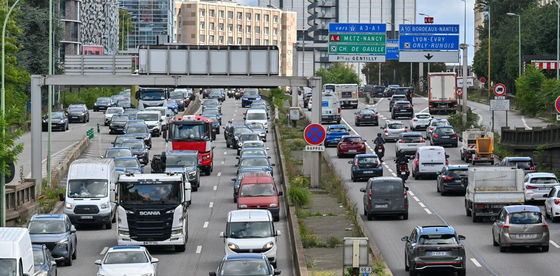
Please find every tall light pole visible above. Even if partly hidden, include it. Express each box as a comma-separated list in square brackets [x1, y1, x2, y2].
[47, 0, 54, 189]
[460, 0, 466, 77]
[556, 0, 559, 80]
[1, 0, 22, 227]
[507, 13, 521, 78]
[487, 4, 491, 99]
[419, 13, 431, 73]
[403, 18, 413, 86]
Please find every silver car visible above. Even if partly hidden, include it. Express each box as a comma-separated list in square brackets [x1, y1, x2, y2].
[380, 121, 407, 142]
[410, 113, 432, 130]
[395, 132, 426, 157]
[492, 205, 550, 252]
[95, 246, 158, 276]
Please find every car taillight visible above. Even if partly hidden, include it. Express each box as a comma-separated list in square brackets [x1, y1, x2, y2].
[368, 190, 372, 201]
[399, 140, 405, 143]
[475, 204, 486, 209]
[408, 105, 412, 108]
[415, 247, 427, 252]
[355, 159, 359, 166]
[446, 159, 449, 165]
[430, 127, 434, 131]
[529, 167, 536, 170]
[412, 119, 418, 122]
[420, 140, 425, 143]
[526, 185, 538, 189]
[429, 105, 433, 108]
[404, 190, 408, 200]
[378, 145, 383, 149]
[338, 108, 341, 114]
[384, 129, 388, 133]
[433, 134, 439, 139]
[358, 115, 363, 118]
[443, 176, 454, 181]
[414, 159, 419, 168]
[555, 199, 560, 205]
[502, 224, 510, 229]
[404, 129, 408, 132]
[452, 133, 458, 138]
[373, 115, 378, 117]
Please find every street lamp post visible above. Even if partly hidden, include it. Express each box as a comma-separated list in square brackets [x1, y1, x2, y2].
[460, 0, 466, 77]
[418, 13, 431, 73]
[403, 19, 413, 86]
[507, 13, 521, 78]
[556, 0, 559, 80]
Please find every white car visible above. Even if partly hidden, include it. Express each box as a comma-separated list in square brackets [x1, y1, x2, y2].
[426, 118, 450, 139]
[395, 132, 426, 157]
[524, 173, 559, 202]
[308, 98, 313, 111]
[410, 113, 432, 130]
[146, 107, 173, 131]
[95, 246, 158, 276]
[544, 185, 560, 222]
[104, 107, 124, 126]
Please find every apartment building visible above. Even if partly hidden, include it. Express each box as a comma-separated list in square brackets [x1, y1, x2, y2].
[175, 0, 297, 76]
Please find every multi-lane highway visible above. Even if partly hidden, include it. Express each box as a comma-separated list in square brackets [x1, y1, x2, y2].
[55, 97, 294, 275]
[301, 95, 559, 276]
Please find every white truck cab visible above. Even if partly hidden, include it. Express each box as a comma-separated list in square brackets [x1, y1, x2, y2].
[136, 110, 163, 137]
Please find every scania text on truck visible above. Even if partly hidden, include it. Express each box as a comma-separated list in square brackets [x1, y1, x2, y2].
[117, 173, 188, 252]
[135, 87, 169, 110]
[164, 115, 214, 175]
[428, 72, 458, 114]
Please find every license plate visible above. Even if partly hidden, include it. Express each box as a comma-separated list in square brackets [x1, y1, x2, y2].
[144, 241, 158, 245]
[72, 116, 78, 119]
[517, 234, 537, 239]
[401, 171, 407, 175]
[442, 136, 450, 138]
[537, 188, 551, 191]
[429, 251, 448, 256]
[423, 164, 434, 167]
[364, 171, 373, 174]
[374, 204, 388, 208]
[364, 116, 371, 118]
[348, 150, 357, 153]
[80, 216, 93, 219]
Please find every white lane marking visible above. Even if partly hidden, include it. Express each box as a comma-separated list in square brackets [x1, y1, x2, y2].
[196, 246, 202, 254]
[100, 247, 108, 255]
[420, 107, 429, 113]
[81, 123, 87, 127]
[470, 258, 482, 267]
[224, 152, 227, 155]
[235, 110, 237, 113]
[550, 240, 560, 249]
[213, 185, 217, 191]
[408, 191, 415, 196]
[233, 113, 236, 116]
[377, 98, 384, 105]
[424, 208, 432, 214]
[217, 172, 222, 177]
[203, 221, 209, 228]
[413, 196, 420, 202]
[521, 116, 532, 130]
[26, 141, 80, 178]
[418, 202, 426, 208]
[221, 161, 225, 165]
[209, 202, 214, 208]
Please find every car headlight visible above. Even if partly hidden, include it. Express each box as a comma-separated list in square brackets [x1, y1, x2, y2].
[234, 136, 239, 140]
[269, 203, 278, 207]
[100, 202, 109, 209]
[94, 103, 98, 106]
[109, 123, 114, 127]
[239, 204, 247, 208]
[188, 171, 196, 176]
[243, 98, 248, 100]
[119, 230, 130, 236]
[263, 241, 274, 249]
[65, 202, 73, 209]
[202, 155, 210, 160]
[56, 238, 68, 248]
[228, 242, 239, 250]
[171, 228, 183, 235]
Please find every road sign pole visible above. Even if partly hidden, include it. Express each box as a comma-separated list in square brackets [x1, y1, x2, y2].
[461, 44, 468, 126]
[310, 77, 322, 188]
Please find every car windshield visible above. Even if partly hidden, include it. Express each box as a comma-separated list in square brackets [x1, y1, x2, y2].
[436, 128, 455, 135]
[530, 177, 558, 184]
[402, 135, 422, 143]
[28, 220, 66, 234]
[448, 169, 468, 177]
[419, 234, 458, 245]
[68, 179, 108, 198]
[121, 182, 181, 204]
[228, 221, 272, 238]
[342, 137, 361, 143]
[50, 112, 65, 119]
[433, 120, 449, 126]
[125, 110, 139, 116]
[68, 107, 83, 112]
[203, 99, 219, 106]
[126, 126, 148, 134]
[240, 158, 269, 167]
[103, 252, 148, 264]
[220, 259, 270, 276]
[166, 155, 197, 167]
[169, 124, 208, 141]
[244, 142, 264, 148]
[416, 114, 431, 119]
[329, 127, 347, 133]
[392, 96, 406, 101]
[241, 150, 266, 157]
[235, 127, 252, 135]
[33, 249, 45, 266]
[106, 108, 122, 114]
[371, 182, 399, 195]
[240, 134, 260, 142]
[105, 149, 133, 158]
[360, 109, 375, 115]
[357, 157, 378, 168]
[244, 90, 259, 96]
[122, 141, 144, 149]
[251, 105, 267, 110]
[510, 160, 533, 169]
[203, 109, 220, 115]
[0, 259, 16, 276]
[247, 113, 266, 120]
[114, 158, 140, 168]
[170, 92, 184, 99]
[137, 113, 160, 121]
[240, 183, 276, 197]
[114, 136, 133, 146]
[509, 212, 542, 224]
[97, 98, 110, 103]
[112, 116, 128, 122]
[248, 123, 265, 130]
[388, 123, 404, 129]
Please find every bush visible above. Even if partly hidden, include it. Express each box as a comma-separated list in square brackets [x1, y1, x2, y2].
[326, 236, 342, 248]
[288, 185, 312, 207]
[61, 87, 126, 109]
[447, 109, 480, 134]
[286, 138, 306, 151]
[301, 233, 326, 248]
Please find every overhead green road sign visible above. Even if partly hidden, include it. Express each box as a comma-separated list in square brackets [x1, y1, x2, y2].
[329, 34, 386, 44]
[329, 44, 386, 54]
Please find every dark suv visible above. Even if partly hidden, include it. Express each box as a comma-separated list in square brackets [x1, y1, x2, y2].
[436, 165, 469, 195]
[497, 157, 536, 174]
[67, 104, 90, 123]
[402, 225, 466, 276]
[28, 214, 78, 266]
[389, 95, 407, 111]
[225, 125, 253, 148]
[391, 101, 413, 119]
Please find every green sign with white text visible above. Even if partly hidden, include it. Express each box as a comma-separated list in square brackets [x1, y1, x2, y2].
[329, 34, 386, 44]
[329, 44, 386, 54]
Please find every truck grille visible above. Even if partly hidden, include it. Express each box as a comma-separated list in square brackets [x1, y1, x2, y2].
[127, 211, 173, 241]
[74, 205, 99, 214]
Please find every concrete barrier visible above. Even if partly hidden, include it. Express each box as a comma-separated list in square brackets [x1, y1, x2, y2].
[183, 94, 201, 116]
[50, 135, 90, 188]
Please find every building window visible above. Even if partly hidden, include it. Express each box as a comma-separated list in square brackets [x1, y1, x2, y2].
[237, 25, 242, 33]
[237, 37, 242, 44]
[209, 35, 215, 44]
[228, 37, 233, 44]
[255, 14, 260, 22]
[246, 38, 251, 45]
[255, 26, 260, 33]
[219, 10, 224, 18]
[273, 15, 278, 23]
[228, 11, 233, 19]
[200, 22, 205, 30]
[219, 23, 224, 31]
[273, 28, 277, 36]
[228, 24, 233, 33]
[273, 40, 277, 45]
[255, 39, 260, 45]
[210, 9, 215, 18]
[264, 14, 269, 22]
[200, 9, 205, 17]
[209, 22, 214, 30]
[246, 26, 251, 33]
[237, 12, 242, 20]
[264, 39, 269, 45]
[200, 34, 205, 43]
[219, 36, 224, 44]
[264, 27, 269, 34]
[288, 37, 291, 42]
[288, 50, 291, 54]
[246, 13, 251, 21]
[289, 26, 291, 31]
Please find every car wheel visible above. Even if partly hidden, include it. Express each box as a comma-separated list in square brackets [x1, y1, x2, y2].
[234, 196, 237, 203]
[460, 152, 464, 160]
[492, 230, 499, 246]
[106, 221, 112, 229]
[72, 244, 77, 260]
[192, 184, 198, 192]
[363, 206, 367, 216]
[64, 253, 72, 266]
[472, 212, 478, 223]
[404, 254, 410, 271]
[274, 215, 280, 222]
[205, 167, 211, 176]
[409, 270, 417, 276]
[366, 211, 373, 221]
[545, 207, 551, 219]
[465, 202, 472, 217]
[543, 245, 550, 252]
[66, 123, 69, 130]
[414, 173, 419, 180]
[499, 238, 507, 252]
[175, 244, 186, 252]
[553, 216, 559, 223]
[337, 151, 342, 158]
[457, 269, 466, 276]
[402, 212, 408, 220]
[355, 121, 360, 126]
[437, 182, 441, 192]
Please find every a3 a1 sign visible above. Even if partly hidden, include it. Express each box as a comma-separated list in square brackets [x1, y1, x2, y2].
[424, 17, 434, 24]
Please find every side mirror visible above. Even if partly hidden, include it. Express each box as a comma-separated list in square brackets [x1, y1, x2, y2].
[401, 236, 409, 242]
[348, 161, 353, 164]
[58, 193, 65, 201]
[380, 127, 384, 129]
[234, 164, 238, 167]
[445, 154, 450, 159]
[159, 119, 163, 122]
[220, 231, 226, 238]
[70, 225, 76, 233]
[100, 155, 104, 158]
[209, 272, 217, 276]
[266, 147, 270, 150]
[236, 157, 240, 159]
[405, 186, 409, 191]
[359, 187, 366, 193]
[278, 191, 283, 196]
[268, 156, 271, 159]
[275, 230, 281, 236]
[151, 258, 159, 263]
[95, 260, 102, 265]
[231, 178, 236, 182]
[436, 172, 440, 175]
[458, 235, 466, 241]
[274, 269, 282, 275]
[271, 163, 276, 166]
[51, 260, 57, 266]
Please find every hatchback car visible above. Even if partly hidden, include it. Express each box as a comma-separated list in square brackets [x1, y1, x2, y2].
[395, 132, 426, 157]
[67, 104, 90, 123]
[325, 125, 350, 147]
[236, 156, 275, 176]
[202, 98, 221, 113]
[349, 154, 383, 182]
[492, 205, 549, 252]
[354, 108, 379, 126]
[524, 173, 559, 202]
[431, 126, 458, 147]
[410, 113, 432, 130]
[209, 254, 281, 276]
[209, 89, 226, 102]
[237, 133, 262, 154]
[360, 177, 408, 220]
[242, 88, 261, 107]
[94, 97, 113, 111]
[121, 139, 149, 165]
[303, 91, 313, 108]
[402, 225, 466, 276]
[108, 114, 129, 134]
[33, 244, 57, 276]
[436, 165, 469, 195]
[247, 122, 267, 141]
[389, 94, 407, 111]
[381, 121, 407, 142]
[104, 107, 125, 126]
[232, 168, 272, 202]
[237, 175, 283, 221]
[103, 147, 133, 159]
[239, 148, 269, 160]
[544, 185, 560, 222]
[202, 107, 222, 124]
[497, 157, 537, 175]
[42, 111, 69, 131]
[226, 125, 253, 148]
[337, 135, 366, 158]
[391, 101, 413, 119]
[426, 118, 450, 139]
[95, 246, 158, 276]
[124, 124, 152, 149]
[28, 214, 77, 266]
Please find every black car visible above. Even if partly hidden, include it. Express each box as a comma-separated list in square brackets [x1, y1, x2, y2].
[225, 125, 253, 148]
[28, 214, 77, 266]
[121, 139, 150, 165]
[373, 85, 385, 97]
[437, 165, 469, 195]
[303, 92, 313, 108]
[169, 91, 186, 111]
[389, 95, 407, 111]
[93, 97, 113, 111]
[431, 125, 458, 147]
[67, 104, 89, 123]
[391, 101, 413, 119]
[42, 111, 69, 131]
[354, 108, 379, 126]
[124, 124, 152, 149]
[208, 89, 226, 102]
[33, 244, 57, 276]
[109, 114, 129, 134]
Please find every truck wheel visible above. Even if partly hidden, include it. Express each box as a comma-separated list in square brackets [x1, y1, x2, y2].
[367, 211, 373, 221]
[192, 184, 198, 192]
[175, 244, 186, 252]
[112, 212, 116, 223]
[402, 212, 408, 220]
[460, 152, 464, 160]
[466, 204, 472, 217]
[472, 212, 478, 223]
[205, 167, 211, 176]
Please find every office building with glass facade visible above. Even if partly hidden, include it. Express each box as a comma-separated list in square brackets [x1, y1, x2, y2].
[121, 0, 175, 49]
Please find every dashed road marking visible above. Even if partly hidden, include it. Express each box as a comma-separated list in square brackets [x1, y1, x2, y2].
[550, 240, 560, 249]
[217, 172, 222, 177]
[224, 152, 227, 155]
[100, 247, 108, 255]
[209, 202, 214, 208]
[221, 161, 225, 165]
[420, 107, 429, 113]
[424, 208, 432, 214]
[196, 246, 202, 254]
[413, 196, 420, 202]
[408, 191, 415, 196]
[213, 186, 217, 191]
[471, 258, 482, 267]
[521, 116, 532, 130]
[418, 202, 426, 208]
[203, 221, 209, 228]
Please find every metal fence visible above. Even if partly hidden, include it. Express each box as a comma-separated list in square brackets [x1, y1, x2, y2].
[64, 55, 133, 75]
[501, 125, 560, 149]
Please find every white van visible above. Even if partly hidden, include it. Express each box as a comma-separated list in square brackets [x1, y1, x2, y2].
[136, 110, 163, 137]
[244, 109, 269, 132]
[412, 146, 448, 179]
[321, 92, 341, 124]
[64, 158, 118, 229]
[146, 106, 172, 131]
[0, 228, 34, 276]
[220, 210, 281, 267]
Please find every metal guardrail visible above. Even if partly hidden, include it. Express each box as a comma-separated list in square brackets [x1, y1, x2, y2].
[64, 55, 133, 75]
[501, 125, 560, 149]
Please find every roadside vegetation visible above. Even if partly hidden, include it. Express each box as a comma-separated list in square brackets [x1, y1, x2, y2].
[61, 87, 127, 109]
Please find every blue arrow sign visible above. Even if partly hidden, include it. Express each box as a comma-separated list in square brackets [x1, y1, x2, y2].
[387, 39, 399, 44]
[399, 24, 460, 34]
[329, 23, 387, 33]
[386, 47, 399, 60]
[399, 35, 459, 50]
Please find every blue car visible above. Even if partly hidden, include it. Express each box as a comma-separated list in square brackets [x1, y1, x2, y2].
[349, 154, 383, 182]
[241, 88, 261, 107]
[325, 125, 350, 147]
[28, 214, 77, 266]
[167, 101, 178, 114]
[33, 244, 57, 276]
[114, 156, 143, 174]
[236, 156, 275, 176]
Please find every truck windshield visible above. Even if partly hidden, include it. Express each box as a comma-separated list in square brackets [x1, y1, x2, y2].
[121, 182, 181, 204]
[166, 155, 197, 167]
[228, 221, 272, 238]
[169, 124, 208, 141]
[139, 90, 166, 100]
[28, 220, 66, 234]
[0, 259, 16, 276]
[68, 180, 108, 198]
[137, 113, 159, 121]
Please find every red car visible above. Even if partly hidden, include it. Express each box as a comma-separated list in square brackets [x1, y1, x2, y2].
[337, 135, 366, 158]
[237, 175, 282, 221]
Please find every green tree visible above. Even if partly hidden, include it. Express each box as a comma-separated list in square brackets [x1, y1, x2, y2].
[315, 63, 360, 84]
[515, 66, 546, 116]
[361, 61, 445, 87]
